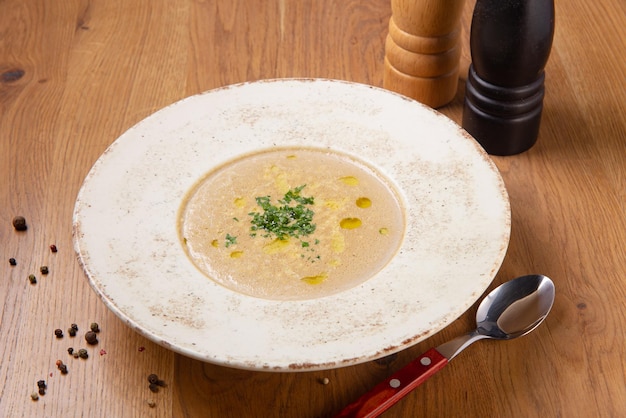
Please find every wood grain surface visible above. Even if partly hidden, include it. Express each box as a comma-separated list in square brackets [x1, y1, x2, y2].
[1, 0, 625, 417]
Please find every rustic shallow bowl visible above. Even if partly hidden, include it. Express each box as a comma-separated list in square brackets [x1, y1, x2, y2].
[73, 79, 510, 371]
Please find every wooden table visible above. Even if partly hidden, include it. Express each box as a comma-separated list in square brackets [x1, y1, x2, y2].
[1, 0, 624, 416]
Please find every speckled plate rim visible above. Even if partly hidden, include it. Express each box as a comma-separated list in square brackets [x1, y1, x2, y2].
[72, 78, 510, 371]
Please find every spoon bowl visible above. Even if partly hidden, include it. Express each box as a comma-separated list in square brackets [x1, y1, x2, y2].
[336, 274, 556, 417]
[477, 274, 555, 339]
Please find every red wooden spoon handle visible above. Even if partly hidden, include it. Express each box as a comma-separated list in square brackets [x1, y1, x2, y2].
[335, 348, 448, 418]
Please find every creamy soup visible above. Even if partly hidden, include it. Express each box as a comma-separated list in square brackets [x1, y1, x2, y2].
[179, 148, 405, 300]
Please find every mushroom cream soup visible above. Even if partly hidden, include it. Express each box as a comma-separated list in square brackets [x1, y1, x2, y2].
[179, 148, 405, 300]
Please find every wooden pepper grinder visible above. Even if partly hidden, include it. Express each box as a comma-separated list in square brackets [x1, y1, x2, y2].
[383, 0, 466, 108]
[462, 0, 555, 155]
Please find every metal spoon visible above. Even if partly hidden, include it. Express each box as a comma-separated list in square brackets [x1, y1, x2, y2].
[335, 274, 556, 418]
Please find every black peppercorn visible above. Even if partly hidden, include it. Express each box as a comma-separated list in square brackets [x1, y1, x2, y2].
[54, 329, 63, 338]
[56, 359, 68, 373]
[28, 274, 37, 284]
[147, 373, 167, 391]
[68, 327, 77, 337]
[78, 348, 88, 359]
[71, 323, 78, 331]
[68, 347, 74, 355]
[12, 216, 27, 231]
[30, 392, 39, 401]
[85, 331, 98, 345]
[90, 322, 100, 333]
[36, 380, 47, 396]
[9, 258, 16, 266]
[40, 266, 49, 275]
[50, 244, 57, 252]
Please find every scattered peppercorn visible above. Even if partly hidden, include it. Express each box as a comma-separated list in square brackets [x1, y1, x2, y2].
[320, 377, 330, 385]
[12, 216, 27, 231]
[78, 348, 88, 359]
[147, 373, 167, 391]
[99, 349, 107, 356]
[50, 244, 57, 252]
[54, 329, 63, 338]
[67, 347, 74, 355]
[71, 323, 78, 331]
[147, 399, 156, 408]
[30, 392, 39, 401]
[85, 331, 98, 345]
[138, 346, 145, 352]
[28, 274, 37, 284]
[9, 258, 16, 266]
[40, 266, 49, 275]
[36, 380, 47, 396]
[90, 322, 100, 333]
[68, 327, 77, 337]
[56, 360, 68, 374]
[73, 351, 80, 359]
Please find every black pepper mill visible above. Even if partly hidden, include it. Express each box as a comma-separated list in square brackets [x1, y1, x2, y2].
[462, 0, 555, 155]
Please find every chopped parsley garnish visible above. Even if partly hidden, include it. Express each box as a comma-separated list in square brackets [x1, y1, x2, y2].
[225, 233, 237, 247]
[248, 185, 316, 240]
